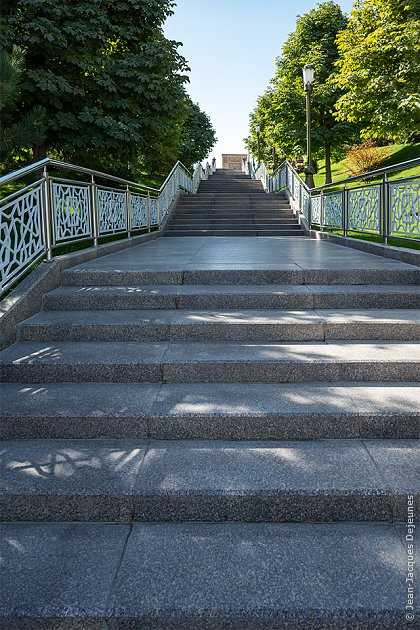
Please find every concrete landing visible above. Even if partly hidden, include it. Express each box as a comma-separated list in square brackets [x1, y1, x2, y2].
[64, 237, 420, 274]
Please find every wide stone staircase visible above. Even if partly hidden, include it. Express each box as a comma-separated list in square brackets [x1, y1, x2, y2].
[165, 168, 304, 236]
[0, 237, 419, 627]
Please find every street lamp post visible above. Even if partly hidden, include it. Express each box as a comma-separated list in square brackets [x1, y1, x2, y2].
[302, 64, 315, 189]
[256, 125, 261, 165]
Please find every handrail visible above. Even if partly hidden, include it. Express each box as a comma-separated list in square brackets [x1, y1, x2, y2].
[248, 156, 419, 246]
[0, 157, 194, 193]
[0, 156, 214, 296]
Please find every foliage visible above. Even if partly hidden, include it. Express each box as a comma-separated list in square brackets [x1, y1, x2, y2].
[247, 2, 358, 183]
[333, 0, 420, 141]
[313, 142, 420, 186]
[0, 46, 46, 165]
[178, 101, 217, 170]
[0, 0, 201, 175]
[344, 140, 386, 175]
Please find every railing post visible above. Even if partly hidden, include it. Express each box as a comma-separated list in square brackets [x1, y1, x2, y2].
[91, 175, 99, 246]
[320, 189, 324, 232]
[147, 192, 151, 232]
[158, 191, 162, 227]
[343, 186, 348, 237]
[383, 174, 389, 244]
[42, 166, 53, 261]
[126, 185, 131, 238]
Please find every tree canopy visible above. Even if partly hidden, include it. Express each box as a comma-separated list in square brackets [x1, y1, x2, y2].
[247, 2, 356, 184]
[333, 0, 420, 141]
[0, 47, 46, 165]
[0, 0, 216, 175]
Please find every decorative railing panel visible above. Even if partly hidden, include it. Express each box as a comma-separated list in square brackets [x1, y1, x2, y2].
[301, 187, 310, 222]
[98, 189, 126, 234]
[323, 193, 343, 228]
[311, 195, 322, 224]
[0, 184, 44, 293]
[52, 182, 91, 242]
[131, 194, 148, 229]
[348, 186, 380, 233]
[150, 198, 159, 225]
[390, 179, 420, 237]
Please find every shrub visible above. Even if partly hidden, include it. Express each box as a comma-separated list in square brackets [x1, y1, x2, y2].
[345, 141, 386, 176]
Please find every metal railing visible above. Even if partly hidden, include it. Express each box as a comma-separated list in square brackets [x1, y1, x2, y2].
[246, 157, 420, 245]
[0, 157, 214, 296]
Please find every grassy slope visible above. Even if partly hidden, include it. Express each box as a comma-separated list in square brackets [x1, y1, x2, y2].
[313, 143, 420, 187]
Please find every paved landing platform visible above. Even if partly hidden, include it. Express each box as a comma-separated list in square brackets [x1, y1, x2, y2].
[66, 237, 420, 273]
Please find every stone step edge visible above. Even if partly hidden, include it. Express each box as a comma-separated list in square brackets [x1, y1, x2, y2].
[17, 309, 420, 343]
[1, 341, 419, 384]
[1, 521, 410, 627]
[0, 438, 416, 522]
[1, 382, 419, 440]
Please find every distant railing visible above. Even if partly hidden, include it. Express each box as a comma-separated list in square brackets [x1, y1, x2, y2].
[246, 157, 420, 245]
[0, 157, 215, 296]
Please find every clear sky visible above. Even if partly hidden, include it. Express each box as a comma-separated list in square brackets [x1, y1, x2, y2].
[164, 0, 355, 166]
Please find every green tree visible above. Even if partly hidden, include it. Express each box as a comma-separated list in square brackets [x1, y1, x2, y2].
[0, 0, 190, 173]
[178, 100, 217, 169]
[247, 2, 357, 184]
[333, 0, 420, 141]
[0, 46, 46, 165]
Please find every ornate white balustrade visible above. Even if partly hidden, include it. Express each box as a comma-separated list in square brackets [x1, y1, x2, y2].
[0, 157, 214, 295]
[247, 157, 419, 244]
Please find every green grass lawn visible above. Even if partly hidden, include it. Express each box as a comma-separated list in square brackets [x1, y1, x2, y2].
[313, 143, 420, 188]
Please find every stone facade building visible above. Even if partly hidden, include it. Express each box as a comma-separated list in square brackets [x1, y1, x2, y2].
[222, 154, 247, 170]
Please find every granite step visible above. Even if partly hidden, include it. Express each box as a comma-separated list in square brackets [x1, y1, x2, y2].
[1, 521, 412, 628]
[164, 229, 304, 237]
[1, 340, 419, 383]
[169, 217, 298, 223]
[0, 438, 417, 522]
[43, 284, 420, 311]
[166, 223, 301, 229]
[1, 382, 418, 440]
[62, 266, 420, 286]
[18, 309, 420, 342]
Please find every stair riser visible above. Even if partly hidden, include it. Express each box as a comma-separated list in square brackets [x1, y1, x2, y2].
[167, 221, 298, 226]
[62, 269, 420, 286]
[19, 321, 420, 343]
[0, 494, 397, 523]
[1, 361, 417, 383]
[164, 231, 304, 237]
[3, 412, 419, 441]
[42, 292, 420, 311]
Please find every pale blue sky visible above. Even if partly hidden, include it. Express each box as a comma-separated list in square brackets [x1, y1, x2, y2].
[165, 0, 355, 165]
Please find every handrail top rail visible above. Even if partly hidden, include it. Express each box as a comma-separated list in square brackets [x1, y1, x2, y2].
[0, 157, 193, 194]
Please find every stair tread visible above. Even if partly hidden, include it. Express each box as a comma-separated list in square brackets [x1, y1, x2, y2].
[46, 283, 420, 298]
[2, 381, 418, 419]
[2, 340, 419, 365]
[19, 307, 420, 327]
[1, 438, 417, 495]
[0, 521, 410, 624]
[1, 382, 418, 440]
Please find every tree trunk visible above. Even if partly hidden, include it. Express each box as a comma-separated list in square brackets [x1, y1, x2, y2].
[325, 143, 332, 184]
[33, 141, 48, 162]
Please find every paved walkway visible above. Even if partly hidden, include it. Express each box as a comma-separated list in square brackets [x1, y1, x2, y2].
[70, 236, 418, 273]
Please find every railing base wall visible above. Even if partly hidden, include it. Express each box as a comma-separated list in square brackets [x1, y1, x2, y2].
[0, 230, 160, 352]
[309, 230, 420, 268]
